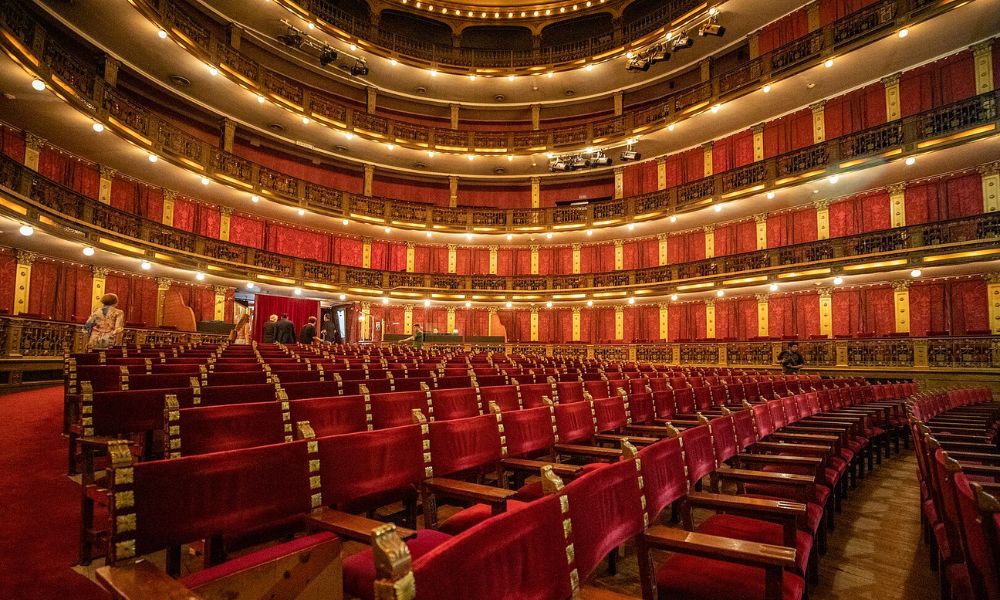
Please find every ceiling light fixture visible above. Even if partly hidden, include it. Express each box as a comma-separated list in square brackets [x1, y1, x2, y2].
[257, 95, 266, 104]
[905, 156, 916, 166]
[766, 192, 775, 199]
[670, 294, 679, 301]
[83, 246, 96, 257]
[92, 122, 104, 133]
[19, 225, 34, 236]
[200, 176, 210, 185]
[294, 288, 302, 296]
[833, 276, 844, 285]
[195, 272, 205, 281]
[141, 260, 152, 270]
[148, 153, 158, 163]
[31, 78, 45, 91]
[898, 28, 908, 38]
[251, 195, 259, 203]
[157, 29, 167, 39]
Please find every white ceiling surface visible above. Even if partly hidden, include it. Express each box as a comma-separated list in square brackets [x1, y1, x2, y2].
[3, 214, 996, 307]
[33, 0, 1000, 178]
[0, 48, 996, 247]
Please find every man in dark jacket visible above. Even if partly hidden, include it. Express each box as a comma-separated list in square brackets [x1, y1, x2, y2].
[262, 314, 278, 343]
[274, 313, 296, 344]
[300, 316, 318, 344]
[778, 341, 805, 374]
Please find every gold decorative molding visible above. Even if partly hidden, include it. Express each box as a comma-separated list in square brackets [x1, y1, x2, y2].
[705, 299, 716, 339]
[405, 242, 415, 273]
[810, 100, 826, 144]
[530, 245, 540, 275]
[756, 294, 769, 338]
[447, 244, 457, 273]
[972, 40, 994, 95]
[24, 133, 42, 171]
[219, 206, 233, 241]
[613, 240, 624, 271]
[658, 303, 669, 341]
[614, 167, 624, 200]
[362, 238, 372, 269]
[882, 72, 902, 121]
[488, 245, 498, 275]
[656, 158, 667, 191]
[657, 233, 668, 266]
[893, 280, 911, 334]
[213, 286, 227, 320]
[403, 305, 413, 334]
[614, 305, 624, 340]
[98, 166, 115, 204]
[162, 189, 175, 227]
[13, 251, 35, 316]
[571, 305, 581, 342]
[571, 243, 581, 274]
[530, 177, 540, 209]
[752, 123, 765, 162]
[889, 183, 906, 228]
[363, 164, 374, 197]
[987, 272, 1000, 334]
[754, 213, 767, 250]
[702, 142, 713, 178]
[981, 161, 1000, 213]
[815, 199, 830, 241]
[703, 224, 715, 258]
[819, 287, 833, 338]
[530, 308, 539, 342]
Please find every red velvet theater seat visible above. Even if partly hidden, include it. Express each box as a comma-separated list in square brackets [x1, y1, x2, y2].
[175, 402, 288, 455]
[289, 395, 368, 436]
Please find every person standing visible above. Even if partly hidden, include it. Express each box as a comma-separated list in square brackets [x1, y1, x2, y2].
[231, 313, 252, 344]
[320, 313, 341, 344]
[300, 316, 318, 344]
[262, 314, 278, 343]
[84, 294, 125, 349]
[274, 313, 296, 344]
[777, 341, 805, 374]
[401, 324, 425, 350]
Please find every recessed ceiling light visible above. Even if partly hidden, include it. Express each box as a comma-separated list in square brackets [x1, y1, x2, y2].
[898, 28, 908, 38]
[195, 272, 205, 281]
[667, 124, 675, 131]
[157, 29, 167, 39]
[92, 122, 104, 133]
[384, 227, 391, 233]
[762, 84, 771, 93]
[670, 294, 678, 301]
[386, 143, 395, 150]
[627, 223, 635, 231]
[83, 246, 95, 256]
[828, 175, 839, 184]
[545, 232, 553, 239]
[423, 299, 431, 307]
[297, 208, 305, 216]
[506, 234, 513, 241]
[669, 216, 677, 223]
[465, 301, 472, 308]
[148, 153, 158, 163]
[715, 289, 725, 297]
[294, 287, 302, 296]
[382, 297, 390, 304]
[141, 260, 152, 270]
[19, 225, 34, 236]
[585, 229, 593, 236]
[769, 283, 779, 292]
[824, 59, 834, 68]
[713, 204, 722, 212]
[910, 269, 922, 278]
[257, 95, 265, 103]
[251, 194, 259, 203]
[208, 66, 218, 76]
[31, 78, 45, 91]
[342, 219, 349, 225]
[505, 301, 513, 308]
[390, 58, 398, 66]
[246, 281, 254, 289]
[905, 156, 916, 166]
[833, 276, 844, 285]
[200, 176, 210, 185]
[710, 104, 721, 113]
[766, 192, 775, 199]
[628, 297, 636, 305]
[465, 233, 473, 240]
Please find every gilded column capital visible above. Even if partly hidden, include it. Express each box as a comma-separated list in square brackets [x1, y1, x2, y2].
[753, 213, 767, 223]
[756, 294, 769, 303]
[213, 285, 230, 296]
[362, 236, 372, 245]
[571, 243, 581, 250]
[571, 306, 582, 314]
[971, 39, 994, 57]
[405, 241, 415, 249]
[156, 277, 173, 291]
[447, 243, 457, 251]
[15, 250, 37, 265]
[163, 189, 177, 202]
[701, 141, 714, 150]
[977, 161, 1000, 176]
[818, 287, 833, 298]
[752, 123, 765, 135]
[880, 72, 901, 87]
[658, 302, 670, 310]
[487, 306, 498, 315]
[99, 165, 116, 179]
[529, 244, 539, 252]
[813, 199, 830, 210]
[984, 272, 1000, 284]
[614, 305, 624, 313]
[704, 298, 715, 307]
[613, 239, 623, 247]
[92, 266, 111, 278]
[530, 307, 539, 315]
[656, 157, 666, 166]
[25, 133, 44, 150]
[809, 100, 827, 112]
[360, 301, 371, 311]
[703, 224, 715, 233]
[656, 233, 667, 241]
[220, 206, 234, 216]
[487, 244, 498, 252]
[892, 280, 911, 292]
[887, 182, 906, 195]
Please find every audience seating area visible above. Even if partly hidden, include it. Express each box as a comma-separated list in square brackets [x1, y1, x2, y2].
[52, 339, 999, 600]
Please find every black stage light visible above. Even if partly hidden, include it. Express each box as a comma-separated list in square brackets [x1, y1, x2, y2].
[699, 22, 726, 37]
[649, 45, 670, 62]
[350, 61, 369, 76]
[620, 150, 641, 161]
[320, 47, 338, 66]
[672, 35, 693, 50]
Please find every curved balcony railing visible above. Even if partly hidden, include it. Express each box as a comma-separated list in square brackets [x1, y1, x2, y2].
[122, 0, 955, 153]
[500, 336, 1000, 369]
[2, 151, 998, 302]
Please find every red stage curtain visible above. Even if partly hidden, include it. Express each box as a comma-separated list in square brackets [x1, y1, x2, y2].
[27, 260, 92, 322]
[900, 50, 976, 117]
[0, 125, 25, 162]
[37, 148, 100, 199]
[823, 83, 886, 139]
[904, 173, 983, 224]
[763, 109, 814, 157]
[250, 294, 319, 342]
[229, 215, 265, 248]
[820, 0, 877, 24]
[0, 248, 16, 314]
[103, 273, 158, 327]
[265, 224, 331, 262]
[109, 176, 164, 221]
[757, 8, 808, 54]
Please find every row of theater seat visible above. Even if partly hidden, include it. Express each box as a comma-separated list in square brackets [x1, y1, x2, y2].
[73, 342, 929, 599]
[909, 388, 1000, 600]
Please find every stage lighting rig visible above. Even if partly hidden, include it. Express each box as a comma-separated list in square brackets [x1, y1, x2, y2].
[698, 16, 726, 37]
[319, 46, 338, 66]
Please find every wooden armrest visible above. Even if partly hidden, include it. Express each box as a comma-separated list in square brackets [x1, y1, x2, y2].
[755, 441, 832, 456]
[654, 418, 700, 427]
[642, 526, 797, 569]
[500, 458, 583, 477]
[978, 482, 1000, 495]
[945, 451, 1000, 464]
[553, 443, 622, 459]
[738, 453, 823, 467]
[717, 466, 815, 487]
[769, 432, 839, 444]
[79, 436, 128, 448]
[958, 463, 1000, 478]
[783, 426, 848, 439]
[594, 433, 660, 446]
[939, 441, 999, 452]
[306, 507, 415, 542]
[932, 432, 992, 442]
[96, 560, 203, 599]
[686, 491, 807, 518]
[423, 477, 517, 505]
[626, 424, 677, 437]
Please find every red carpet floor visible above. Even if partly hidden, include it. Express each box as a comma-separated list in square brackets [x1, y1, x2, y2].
[0, 386, 108, 600]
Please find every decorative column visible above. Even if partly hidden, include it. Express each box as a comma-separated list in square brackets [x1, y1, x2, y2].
[702, 142, 713, 177]
[220, 117, 236, 153]
[155, 278, 172, 326]
[987, 273, 1000, 335]
[488, 245, 498, 275]
[405, 243, 415, 273]
[530, 105, 540, 130]
[448, 176, 459, 208]
[658, 303, 669, 341]
[757, 294, 769, 338]
[893, 280, 911, 334]
[613, 91, 623, 116]
[219, 206, 233, 241]
[24, 133, 42, 171]
[656, 159, 667, 190]
[980, 161, 1000, 213]
[449, 104, 459, 129]
[819, 288, 833, 339]
[972, 40, 994, 94]
[213, 286, 227, 321]
[363, 165, 374, 197]
[367, 87, 378, 113]
[614, 167, 624, 199]
[882, 73, 901, 121]
[703, 225, 715, 258]
[752, 124, 765, 162]
[487, 306, 498, 336]
[446, 307, 456, 334]
[359, 302, 371, 341]
[530, 177, 540, 209]
[571, 307, 582, 342]
[614, 306, 624, 341]
[810, 101, 826, 144]
[98, 166, 114, 204]
[748, 31, 760, 60]
[657, 233, 668, 266]
[447, 244, 457, 273]
[815, 200, 830, 241]
[92, 267, 109, 312]
[530, 245, 539, 275]
[403, 305, 413, 335]
[571, 244, 582, 274]
[614, 240, 624, 270]
[889, 183, 906, 228]
[530, 308, 539, 342]
[754, 214, 767, 250]
[362, 238, 372, 269]
[705, 299, 716, 339]
[13, 250, 36, 315]
[162, 190, 175, 227]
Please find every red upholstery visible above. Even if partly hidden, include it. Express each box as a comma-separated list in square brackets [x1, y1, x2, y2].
[480, 385, 521, 412]
[281, 381, 345, 400]
[518, 382, 554, 408]
[637, 437, 688, 519]
[370, 390, 430, 429]
[504, 406, 556, 457]
[584, 380, 611, 400]
[697, 513, 812, 575]
[90, 388, 192, 434]
[343, 530, 452, 600]
[201, 384, 277, 406]
[594, 396, 629, 432]
[655, 550, 806, 600]
[180, 532, 335, 589]
[554, 401, 596, 444]
[177, 402, 286, 455]
[431, 388, 482, 421]
[556, 381, 585, 403]
[680, 425, 717, 485]
[429, 414, 502, 477]
[289, 395, 367, 436]
[437, 499, 529, 535]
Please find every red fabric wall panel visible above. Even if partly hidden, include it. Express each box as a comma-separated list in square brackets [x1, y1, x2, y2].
[388, 243, 407, 271]
[713, 131, 756, 171]
[496, 249, 514, 276]
[372, 176, 449, 205]
[471, 248, 490, 274]
[757, 9, 808, 54]
[412, 246, 432, 273]
[534, 310, 552, 343]
[667, 230, 706, 264]
[27, 260, 92, 321]
[684, 148, 705, 183]
[767, 208, 817, 246]
[233, 143, 363, 194]
[734, 220, 758, 254]
[37, 148, 100, 199]
[0, 248, 16, 314]
[1, 125, 25, 162]
[633, 305, 659, 341]
[795, 293, 820, 338]
[593, 308, 615, 342]
[171, 197, 196, 232]
[909, 283, 934, 337]
[831, 287, 894, 336]
[385, 307, 405, 335]
[369, 241, 388, 270]
[336, 237, 363, 268]
[738, 298, 758, 340]
[514, 249, 532, 275]
[551, 247, 572, 275]
[579, 310, 593, 343]
[456, 186, 531, 208]
[594, 244, 616, 272]
[829, 191, 893, 238]
[900, 51, 976, 117]
[109, 177, 164, 220]
[455, 248, 472, 274]
[539, 179, 615, 205]
[638, 239, 659, 268]
[198, 205, 221, 239]
[819, 0, 878, 24]
[622, 161, 659, 196]
[763, 109, 814, 158]
[904, 173, 983, 224]
[228, 215, 265, 248]
[103, 273, 158, 326]
[578, 246, 595, 273]
[950, 279, 988, 334]
[621, 242, 638, 270]
[538, 247, 554, 275]
[823, 83, 887, 139]
[265, 225, 330, 262]
[768, 294, 819, 338]
[250, 295, 320, 341]
[714, 300, 734, 340]
[554, 309, 573, 343]
[622, 307, 636, 342]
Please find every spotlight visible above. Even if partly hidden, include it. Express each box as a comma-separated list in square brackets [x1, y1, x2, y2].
[350, 60, 369, 76]
[83, 246, 96, 257]
[505, 301, 513, 308]
[19, 225, 34, 236]
[898, 28, 909, 38]
[92, 122, 104, 133]
[297, 208, 305, 216]
[627, 223, 635, 231]
[824, 59, 834, 68]
[585, 229, 593, 236]
[713, 204, 722, 213]
[278, 28, 304, 48]
[506, 234, 513, 241]
[342, 219, 349, 225]
[698, 22, 725, 37]
[669, 216, 677, 223]
[762, 84, 771, 93]
[257, 95, 266, 104]
[465, 233, 473, 241]
[208, 66, 218, 76]
[828, 175, 839, 184]
[671, 35, 693, 50]
[195, 272, 205, 281]
[545, 232, 553, 240]
[31, 78, 45, 91]
[141, 260, 152, 270]
[200, 176, 210, 185]
[620, 150, 641, 161]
